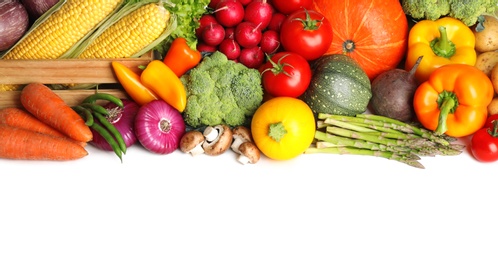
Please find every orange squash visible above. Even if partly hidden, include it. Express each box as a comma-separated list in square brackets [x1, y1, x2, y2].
[311, 0, 409, 81]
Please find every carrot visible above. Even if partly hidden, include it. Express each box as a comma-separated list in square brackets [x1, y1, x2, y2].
[20, 83, 93, 143]
[0, 107, 66, 137]
[0, 125, 88, 160]
[0, 107, 87, 147]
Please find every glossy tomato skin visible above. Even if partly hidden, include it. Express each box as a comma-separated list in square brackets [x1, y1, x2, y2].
[471, 114, 498, 162]
[279, 9, 333, 61]
[271, 0, 313, 14]
[259, 52, 311, 98]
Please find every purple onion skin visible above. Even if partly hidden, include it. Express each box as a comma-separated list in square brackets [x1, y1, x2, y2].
[20, 0, 58, 21]
[91, 99, 139, 151]
[135, 100, 186, 154]
[0, 0, 29, 51]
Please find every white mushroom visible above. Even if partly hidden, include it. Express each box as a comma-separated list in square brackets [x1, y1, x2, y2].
[237, 142, 261, 164]
[231, 126, 252, 154]
[202, 125, 233, 156]
[179, 130, 205, 156]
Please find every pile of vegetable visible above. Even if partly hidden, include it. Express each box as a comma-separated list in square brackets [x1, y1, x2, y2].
[2, 0, 498, 169]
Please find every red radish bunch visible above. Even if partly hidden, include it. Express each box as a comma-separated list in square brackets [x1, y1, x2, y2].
[197, 0, 285, 69]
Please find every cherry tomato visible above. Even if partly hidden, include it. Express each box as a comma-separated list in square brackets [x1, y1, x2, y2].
[279, 9, 333, 61]
[270, 0, 313, 15]
[259, 51, 311, 98]
[470, 114, 498, 162]
[484, 114, 498, 128]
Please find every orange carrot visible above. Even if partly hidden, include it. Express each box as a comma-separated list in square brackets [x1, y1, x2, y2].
[0, 125, 88, 160]
[0, 107, 66, 137]
[20, 83, 93, 143]
[0, 107, 87, 147]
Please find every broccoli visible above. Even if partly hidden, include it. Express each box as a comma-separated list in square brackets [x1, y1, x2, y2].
[401, 0, 498, 26]
[180, 51, 264, 128]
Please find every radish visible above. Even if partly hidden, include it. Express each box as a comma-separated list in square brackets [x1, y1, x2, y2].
[260, 29, 280, 54]
[234, 21, 262, 48]
[202, 22, 226, 46]
[238, 0, 252, 6]
[243, 0, 274, 30]
[239, 46, 264, 69]
[208, 0, 222, 8]
[218, 38, 241, 60]
[214, 0, 245, 28]
[267, 12, 286, 32]
[224, 27, 235, 39]
[195, 14, 218, 38]
[197, 42, 218, 53]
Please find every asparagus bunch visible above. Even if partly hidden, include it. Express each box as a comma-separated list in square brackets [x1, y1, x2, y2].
[304, 113, 465, 169]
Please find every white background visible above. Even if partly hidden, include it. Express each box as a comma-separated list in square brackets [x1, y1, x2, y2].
[2, 135, 498, 260]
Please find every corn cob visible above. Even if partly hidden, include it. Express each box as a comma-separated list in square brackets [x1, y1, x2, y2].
[77, 2, 171, 59]
[0, 0, 123, 91]
[3, 0, 123, 60]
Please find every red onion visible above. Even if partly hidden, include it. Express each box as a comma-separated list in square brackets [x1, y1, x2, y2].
[135, 100, 186, 154]
[91, 99, 139, 151]
[0, 0, 30, 51]
[20, 0, 58, 20]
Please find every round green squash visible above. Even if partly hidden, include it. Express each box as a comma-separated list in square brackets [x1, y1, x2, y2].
[301, 54, 372, 116]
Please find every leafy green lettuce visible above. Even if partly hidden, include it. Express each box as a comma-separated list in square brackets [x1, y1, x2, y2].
[156, 0, 209, 56]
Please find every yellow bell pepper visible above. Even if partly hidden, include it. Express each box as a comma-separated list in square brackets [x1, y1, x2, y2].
[140, 60, 187, 113]
[405, 17, 476, 84]
[111, 61, 159, 106]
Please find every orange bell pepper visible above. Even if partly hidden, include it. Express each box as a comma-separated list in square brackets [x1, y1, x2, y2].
[405, 17, 477, 84]
[111, 61, 159, 106]
[413, 64, 494, 138]
[163, 37, 202, 77]
[140, 60, 187, 112]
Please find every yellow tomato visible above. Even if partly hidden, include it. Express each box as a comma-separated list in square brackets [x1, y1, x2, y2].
[251, 97, 316, 160]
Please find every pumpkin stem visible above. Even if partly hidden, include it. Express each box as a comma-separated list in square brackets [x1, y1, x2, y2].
[342, 40, 355, 54]
[430, 26, 456, 59]
[293, 9, 323, 31]
[268, 122, 287, 142]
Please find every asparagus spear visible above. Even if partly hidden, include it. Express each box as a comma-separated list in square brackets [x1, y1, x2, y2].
[307, 113, 466, 169]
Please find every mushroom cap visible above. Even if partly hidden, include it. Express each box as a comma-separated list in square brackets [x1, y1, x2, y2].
[231, 125, 253, 153]
[237, 142, 261, 164]
[202, 125, 233, 156]
[232, 125, 252, 142]
[179, 130, 205, 153]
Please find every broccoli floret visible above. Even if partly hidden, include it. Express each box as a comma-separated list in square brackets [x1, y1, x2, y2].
[180, 51, 264, 128]
[401, 0, 498, 26]
[449, 0, 498, 26]
[401, 0, 451, 21]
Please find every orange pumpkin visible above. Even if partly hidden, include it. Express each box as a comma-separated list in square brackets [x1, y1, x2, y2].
[311, 0, 409, 81]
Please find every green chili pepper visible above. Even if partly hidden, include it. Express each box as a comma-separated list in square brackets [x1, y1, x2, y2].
[81, 103, 109, 116]
[82, 93, 124, 107]
[91, 123, 123, 162]
[72, 105, 94, 126]
[93, 112, 127, 154]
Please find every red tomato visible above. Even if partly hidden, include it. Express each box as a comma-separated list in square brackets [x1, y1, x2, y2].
[271, 0, 313, 15]
[471, 114, 498, 162]
[259, 51, 311, 98]
[484, 114, 498, 128]
[279, 9, 333, 61]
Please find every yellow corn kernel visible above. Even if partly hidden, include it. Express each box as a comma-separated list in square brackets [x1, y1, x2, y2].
[3, 0, 123, 60]
[78, 3, 170, 59]
[0, 84, 23, 91]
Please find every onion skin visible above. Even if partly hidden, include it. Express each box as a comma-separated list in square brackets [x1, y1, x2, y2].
[20, 0, 58, 20]
[135, 100, 186, 154]
[0, 0, 29, 51]
[91, 99, 139, 151]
